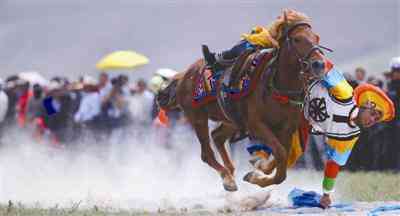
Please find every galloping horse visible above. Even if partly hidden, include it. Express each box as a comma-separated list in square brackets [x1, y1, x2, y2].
[157, 10, 330, 191]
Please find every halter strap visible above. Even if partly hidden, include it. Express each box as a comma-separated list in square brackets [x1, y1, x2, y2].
[267, 63, 305, 108]
[281, 22, 312, 42]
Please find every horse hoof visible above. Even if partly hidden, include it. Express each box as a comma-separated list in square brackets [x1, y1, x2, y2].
[222, 176, 238, 192]
[258, 160, 275, 175]
[243, 171, 263, 184]
[223, 181, 238, 192]
[243, 171, 255, 183]
[249, 156, 275, 175]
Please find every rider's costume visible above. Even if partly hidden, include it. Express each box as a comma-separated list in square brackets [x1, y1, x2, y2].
[203, 26, 276, 68]
[304, 59, 395, 194]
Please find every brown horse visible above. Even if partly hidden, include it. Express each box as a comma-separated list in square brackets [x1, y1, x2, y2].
[157, 11, 329, 191]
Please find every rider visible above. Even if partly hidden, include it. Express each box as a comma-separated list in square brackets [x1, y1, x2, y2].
[202, 26, 277, 73]
[202, 9, 309, 74]
[304, 58, 395, 208]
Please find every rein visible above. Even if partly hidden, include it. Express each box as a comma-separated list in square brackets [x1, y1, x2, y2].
[267, 59, 305, 108]
[266, 22, 332, 109]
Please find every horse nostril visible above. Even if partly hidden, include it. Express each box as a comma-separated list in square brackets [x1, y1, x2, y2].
[311, 60, 325, 70]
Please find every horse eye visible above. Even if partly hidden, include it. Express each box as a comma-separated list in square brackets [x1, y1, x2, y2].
[293, 38, 301, 43]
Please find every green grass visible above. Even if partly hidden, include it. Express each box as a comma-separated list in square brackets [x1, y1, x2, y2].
[338, 171, 400, 202]
[1, 171, 400, 215]
[0, 201, 218, 216]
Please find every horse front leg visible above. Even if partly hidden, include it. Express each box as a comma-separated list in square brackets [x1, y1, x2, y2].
[243, 120, 288, 187]
[187, 111, 236, 191]
[211, 123, 238, 191]
[251, 125, 294, 175]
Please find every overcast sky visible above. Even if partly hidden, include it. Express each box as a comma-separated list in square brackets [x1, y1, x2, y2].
[0, 0, 398, 79]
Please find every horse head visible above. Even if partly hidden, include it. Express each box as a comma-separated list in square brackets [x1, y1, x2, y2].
[278, 11, 332, 79]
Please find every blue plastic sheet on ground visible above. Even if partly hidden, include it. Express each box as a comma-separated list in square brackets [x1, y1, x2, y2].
[288, 188, 324, 208]
[287, 188, 354, 212]
[367, 205, 400, 216]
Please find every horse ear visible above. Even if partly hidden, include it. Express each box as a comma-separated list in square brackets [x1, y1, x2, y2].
[315, 34, 320, 44]
[283, 9, 288, 24]
[281, 9, 290, 40]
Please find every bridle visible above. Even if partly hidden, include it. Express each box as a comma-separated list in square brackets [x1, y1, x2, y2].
[268, 22, 333, 108]
[283, 22, 333, 78]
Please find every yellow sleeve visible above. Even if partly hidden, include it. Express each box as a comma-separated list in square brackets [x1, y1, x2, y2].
[241, 26, 276, 47]
[329, 80, 353, 101]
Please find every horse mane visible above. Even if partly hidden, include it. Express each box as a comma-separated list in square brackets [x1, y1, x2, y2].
[266, 9, 312, 48]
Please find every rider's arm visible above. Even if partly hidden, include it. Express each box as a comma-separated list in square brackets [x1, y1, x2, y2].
[241, 26, 278, 48]
[321, 66, 353, 101]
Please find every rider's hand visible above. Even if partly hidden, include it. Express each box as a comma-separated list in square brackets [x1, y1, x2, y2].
[320, 193, 331, 209]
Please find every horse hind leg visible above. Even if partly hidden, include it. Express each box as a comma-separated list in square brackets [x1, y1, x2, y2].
[211, 123, 238, 191]
[187, 111, 236, 191]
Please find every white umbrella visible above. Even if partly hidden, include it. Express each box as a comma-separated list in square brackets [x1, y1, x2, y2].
[18, 71, 49, 87]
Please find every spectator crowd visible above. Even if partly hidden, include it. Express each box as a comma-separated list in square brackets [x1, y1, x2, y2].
[0, 69, 184, 147]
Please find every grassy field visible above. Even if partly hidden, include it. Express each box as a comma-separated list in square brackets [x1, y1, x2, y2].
[1, 171, 399, 216]
[0, 203, 215, 216]
[338, 171, 400, 202]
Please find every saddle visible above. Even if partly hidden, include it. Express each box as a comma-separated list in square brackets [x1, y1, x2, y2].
[192, 47, 276, 125]
[217, 48, 275, 127]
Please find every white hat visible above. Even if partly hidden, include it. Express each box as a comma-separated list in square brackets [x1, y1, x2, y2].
[148, 75, 165, 93]
[389, 56, 400, 70]
[48, 80, 63, 91]
[155, 68, 178, 80]
[18, 71, 49, 87]
[82, 75, 97, 85]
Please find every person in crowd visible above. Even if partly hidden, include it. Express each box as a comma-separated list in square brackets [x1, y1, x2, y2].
[25, 84, 47, 140]
[354, 67, 366, 84]
[128, 79, 154, 126]
[26, 84, 45, 123]
[0, 79, 7, 122]
[0, 79, 9, 142]
[3, 76, 27, 127]
[102, 75, 130, 128]
[382, 70, 392, 91]
[42, 78, 76, 145]
[74, 76, 101, 123]
[16, 80, 30, 128]
[366, 76, 384, 89]
[387, 57, 400, 101]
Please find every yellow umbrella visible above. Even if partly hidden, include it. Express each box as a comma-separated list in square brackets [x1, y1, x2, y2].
[96, 50, 149, 70]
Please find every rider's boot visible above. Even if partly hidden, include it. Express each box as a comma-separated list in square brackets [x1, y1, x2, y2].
[202, 45, 224, 72]
[202, 45, 237, 74]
